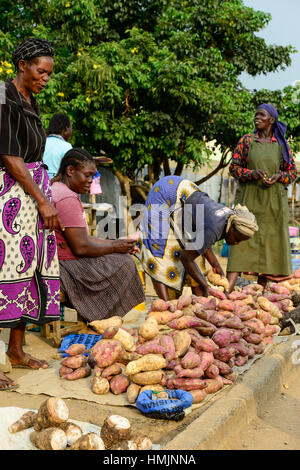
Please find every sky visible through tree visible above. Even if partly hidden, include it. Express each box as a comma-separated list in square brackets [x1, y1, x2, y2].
[240, 0, 300, 90]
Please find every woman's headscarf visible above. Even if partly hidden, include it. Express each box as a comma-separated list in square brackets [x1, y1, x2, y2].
[12, 38, 55, 71]
[226, 204, 258, 238]
[256, 103, 290, 164]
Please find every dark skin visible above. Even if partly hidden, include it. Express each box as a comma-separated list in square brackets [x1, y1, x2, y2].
[61, 123, 72, 142]
[151, 226, 250, 300]
[0, 56, 65, 388]
[58, 161, 139, 258]
[226, 107, 281, 293]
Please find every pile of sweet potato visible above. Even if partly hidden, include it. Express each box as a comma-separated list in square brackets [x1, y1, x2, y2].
[57, 275, 300, 407]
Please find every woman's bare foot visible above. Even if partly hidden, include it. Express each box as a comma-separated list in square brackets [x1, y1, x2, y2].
[7, 352, 48, 370]
[0, 371, 18, 390]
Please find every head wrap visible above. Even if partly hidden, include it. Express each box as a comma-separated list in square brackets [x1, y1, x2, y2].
[12, 38, 54, 71]
[255, 103, 290, 164]
[226, 204, 258, 238]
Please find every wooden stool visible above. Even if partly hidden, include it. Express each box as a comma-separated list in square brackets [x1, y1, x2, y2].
[40, 291, 86, 347]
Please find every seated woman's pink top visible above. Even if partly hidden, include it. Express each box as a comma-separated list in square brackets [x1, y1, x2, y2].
[51, 182, 89, 260]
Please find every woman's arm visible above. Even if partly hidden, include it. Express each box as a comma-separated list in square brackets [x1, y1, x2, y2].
[229, 135, 265, 182]
[1, 155, 64, 232]
[63, 227, 138, 257]
[203, 247, 224, 277]
[180, 249, 209, 296]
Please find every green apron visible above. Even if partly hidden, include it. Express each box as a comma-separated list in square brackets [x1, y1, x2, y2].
[227, 136, 292, 275]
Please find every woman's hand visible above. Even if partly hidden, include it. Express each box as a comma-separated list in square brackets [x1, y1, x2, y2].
[38, 199, 65, 232]
[112, 239, 139, 254]
[262, 173, 281, 187]
[252, 169, 267, 180]
[212, 265, 225, 278]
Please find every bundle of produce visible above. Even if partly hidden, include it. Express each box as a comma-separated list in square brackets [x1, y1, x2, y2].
[8, 398, 95, 450]
[59, 344, 92, 381]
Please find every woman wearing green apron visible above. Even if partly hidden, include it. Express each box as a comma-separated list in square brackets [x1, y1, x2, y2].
[227, 104, 297, 292]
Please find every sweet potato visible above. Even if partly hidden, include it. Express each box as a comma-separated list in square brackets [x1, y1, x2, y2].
[91, 339, 124, 368]
[135, 342, 167, 355]
[126, 354, 167, 375]
[101, 363, 122, 378]
[250, 342, 266, 354]
[167, 315, 209, 330]
[165, 359, 181, 370]
[139, 385, 165, 394]
[195, 324, 218, 336]
[147, 310, 183, 324]
[264, 325, 280, 336]
[59, 366, 74, 377]
[149, 299, 169, 312]
[94, 366, 104, 377]
[91, 376, 110, 394]
[264, 293, 290, 302]
[205, 364, 219, 379]
[189, 389, 207, 404]
[181, 351, 201, 369]
[211, 328, 236, 347]
[207, 270, 229, 291]
[159, 334, 176, 362]
[192, 337, 219, 353]
[89, 316, 123, 334]
[173, 330, 192, 357]
[63, 364, 91, 381]
[269, 283, 291, 295]
[208, 287, 226, 300]
[61, 354, 87, 369]
[230, 342, 250, 357]
[198, 351, 214, 371]
[204, 379, 223, 394]
[110, 374, 130, 394]
[166, 377, 207, 391]
[138, 317, 159, 340]
[126, 383, 141, 403]
[236, 309, 257, 321]
[213, 346, 236, 363]
[165, 299, 178, 312]
[228, 291, 248, 301]
[102, 326, 120, 339]
[256, 309, 272, 325]
[113, 328, 136, 352]
[243, 332, 264, 344]
[65, 344, 86, 356]
[177, 294, 192, 310]
[219, 316, 244, 330]
[200, 297, 218, 310]
[204, 311, 227, 327]
[257, 296, 273, 312]
[221, 377, 233, 386]
[177, 365, 204, 378]
[234, 355, 249, 367]
[243, 318, 265, 335]
[130, 370, 163, 386]
[213, 359, 233, 375]
[218, 299, 235, 312]
[223, 371, 238, 382]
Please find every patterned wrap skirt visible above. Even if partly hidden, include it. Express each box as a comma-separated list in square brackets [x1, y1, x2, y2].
[59, 253, 145, 322]
[0, 162, 60, 327]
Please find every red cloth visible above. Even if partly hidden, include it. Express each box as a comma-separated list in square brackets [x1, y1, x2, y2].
[51, 182, 89, 260]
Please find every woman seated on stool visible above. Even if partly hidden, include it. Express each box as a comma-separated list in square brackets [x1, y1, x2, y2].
[51, 148, 145, 323]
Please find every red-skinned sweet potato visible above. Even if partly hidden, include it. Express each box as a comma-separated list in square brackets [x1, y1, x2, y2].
[166, 377, 207, 391]
[205, 364, 219, 379]
[110, 374, 130, 394]
[181, 351, 201, 369]
[213, 346, 236, 363]
[211, 328, 236, 347]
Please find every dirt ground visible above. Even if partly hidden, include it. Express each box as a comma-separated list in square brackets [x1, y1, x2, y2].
[220, 367, 300, 450]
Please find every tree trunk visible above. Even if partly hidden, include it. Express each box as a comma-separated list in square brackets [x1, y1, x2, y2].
[195, 148, 232, 186]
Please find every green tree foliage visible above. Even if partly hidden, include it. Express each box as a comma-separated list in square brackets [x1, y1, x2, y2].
[0, 0, 298, 201]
